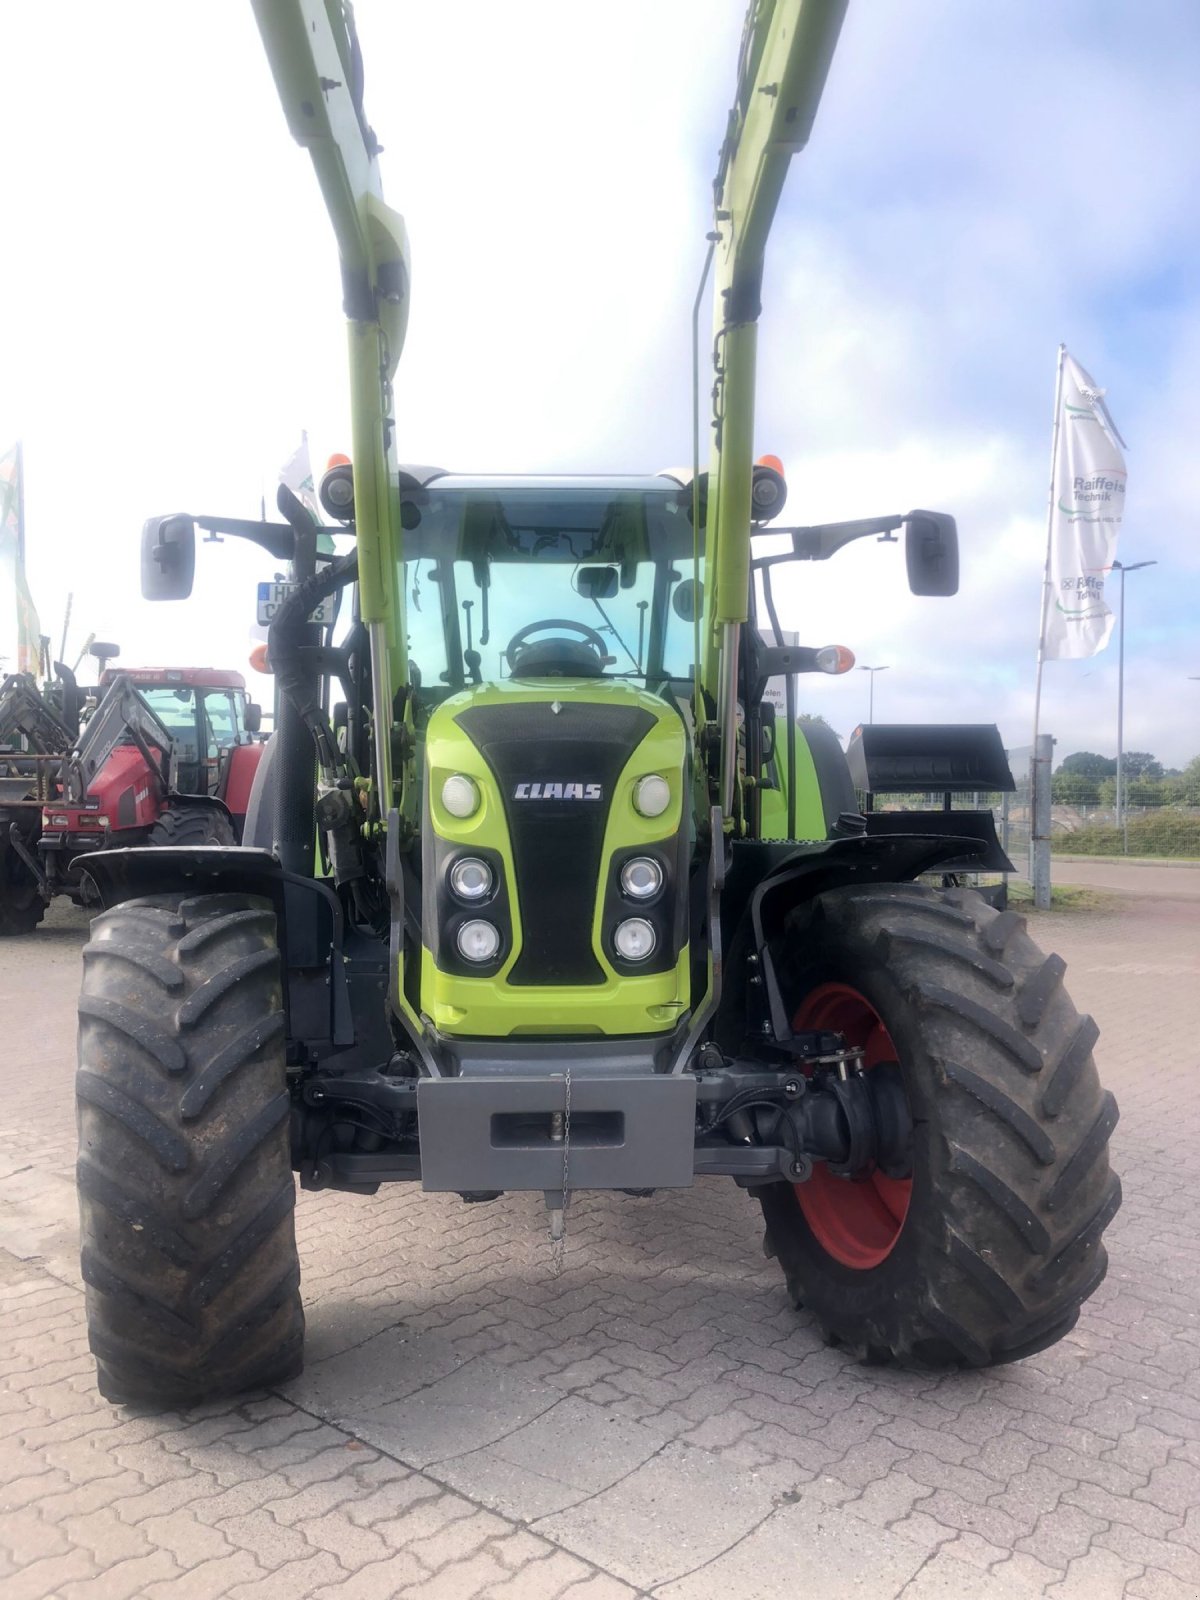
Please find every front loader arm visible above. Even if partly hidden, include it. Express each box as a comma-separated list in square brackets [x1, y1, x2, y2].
[701, 0, 847, 809]
[65, 677, 176, 807]
[249, 0, 411, 806]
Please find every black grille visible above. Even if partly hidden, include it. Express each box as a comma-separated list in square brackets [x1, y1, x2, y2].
[456, 701, 656, 985]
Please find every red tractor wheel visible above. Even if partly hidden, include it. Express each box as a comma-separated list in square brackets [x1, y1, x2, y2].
[791, 983, 911, 1270]
[757, 883, 1120, 1367]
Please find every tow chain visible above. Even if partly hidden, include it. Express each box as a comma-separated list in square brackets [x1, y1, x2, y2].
[550, 1064, 571, 1276]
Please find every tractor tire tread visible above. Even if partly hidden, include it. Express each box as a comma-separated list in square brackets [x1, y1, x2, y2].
[761, 882, 1119, 1369]
[146, 805, 236, 850]
[76, 891, 302, 1407]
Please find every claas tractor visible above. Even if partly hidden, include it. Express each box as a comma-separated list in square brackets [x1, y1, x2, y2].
[73, 0, 1119, 1406]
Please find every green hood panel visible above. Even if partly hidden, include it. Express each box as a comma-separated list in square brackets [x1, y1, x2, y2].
[422, 681, 689, 1036]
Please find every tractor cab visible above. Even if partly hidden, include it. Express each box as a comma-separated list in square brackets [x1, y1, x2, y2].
[400, 476, 699, 700]
[97, 667, 260, 797]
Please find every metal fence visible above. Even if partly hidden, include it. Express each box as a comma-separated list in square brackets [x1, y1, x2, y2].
[1050, 801, 1200, 859]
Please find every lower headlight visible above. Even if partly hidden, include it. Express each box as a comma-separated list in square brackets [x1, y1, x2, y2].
[620, 857, 662, 900]
[614, 917, 656, 962]
[457, 919, 501, 963]
[450, 857, 493, 901]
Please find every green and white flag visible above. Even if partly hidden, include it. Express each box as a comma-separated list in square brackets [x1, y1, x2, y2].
[279, 431, 322, 525]
[0, 441, 42, 676]
[1043, 354, 1127, 660]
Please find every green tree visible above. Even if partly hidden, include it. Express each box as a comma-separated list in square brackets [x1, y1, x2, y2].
[798, 713, 842, 742]
[1166, 755, 1200, 805]
[1058, 751, 1117, 780]
[1120, 751, 1163, 781]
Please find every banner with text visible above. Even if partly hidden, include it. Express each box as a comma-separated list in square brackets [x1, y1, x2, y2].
[1043, 354, 1127, 660]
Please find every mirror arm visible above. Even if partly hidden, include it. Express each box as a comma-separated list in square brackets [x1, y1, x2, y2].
[788, 514, 905, 561]
[194, 516, 300, 562]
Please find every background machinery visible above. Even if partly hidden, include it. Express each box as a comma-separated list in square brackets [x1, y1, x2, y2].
[0, 662, 262, 928]
[72, 0, 1119, 1406]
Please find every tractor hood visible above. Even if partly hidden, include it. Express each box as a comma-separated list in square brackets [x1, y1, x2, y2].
[420, 679, 690, 1037]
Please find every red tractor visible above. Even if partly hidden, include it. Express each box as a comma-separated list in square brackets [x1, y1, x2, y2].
[2, 665, 265, 928]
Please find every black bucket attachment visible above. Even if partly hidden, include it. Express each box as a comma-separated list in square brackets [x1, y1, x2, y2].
[846, 724, 1016, 875]
[846, 723, 1015, 796]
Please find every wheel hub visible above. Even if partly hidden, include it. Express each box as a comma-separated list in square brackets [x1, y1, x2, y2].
[790, 982, 914, 1269]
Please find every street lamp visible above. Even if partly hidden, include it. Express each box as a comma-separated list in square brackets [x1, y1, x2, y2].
[859, 664, 889, 725]
[1112, 558, 1157, 839]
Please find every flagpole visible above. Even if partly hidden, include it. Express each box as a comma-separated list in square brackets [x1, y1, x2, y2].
[1031, 343, 1066, 754]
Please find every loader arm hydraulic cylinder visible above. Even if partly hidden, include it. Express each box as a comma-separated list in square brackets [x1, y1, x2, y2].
[701, 0, 848, 812]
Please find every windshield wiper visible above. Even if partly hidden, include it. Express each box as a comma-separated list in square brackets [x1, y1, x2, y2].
[590, 597, 641, 672]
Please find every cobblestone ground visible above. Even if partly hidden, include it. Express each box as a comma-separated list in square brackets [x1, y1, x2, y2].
[1, 876, 1197, 1599]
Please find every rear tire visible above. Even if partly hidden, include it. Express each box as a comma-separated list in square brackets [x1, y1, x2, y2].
[76, 892, 303, 1406]
[758, 883, 1120, 1367]
[147, 804, 236, 848]
[0, 833, 46, 935]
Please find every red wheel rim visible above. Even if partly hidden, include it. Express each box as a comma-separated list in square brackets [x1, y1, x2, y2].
[792, 983, 912, 1269]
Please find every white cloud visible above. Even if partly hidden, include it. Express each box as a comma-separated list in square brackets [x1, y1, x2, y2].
[1, 0, 1197, 763]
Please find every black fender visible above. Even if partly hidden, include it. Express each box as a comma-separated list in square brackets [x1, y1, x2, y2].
[74, 844, 363, 1059]
[75, 845, 286, 917]
[713, 831, 989, 1051]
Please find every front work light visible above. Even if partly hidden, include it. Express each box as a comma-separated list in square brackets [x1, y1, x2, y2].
[457, 920, 501, 963]
[614, 918, 656, 962]
[751, 458, 788, 521]
[319, 456, 356, 523]
[442, 774, 480, 818]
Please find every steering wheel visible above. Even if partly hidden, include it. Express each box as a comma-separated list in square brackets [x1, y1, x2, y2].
[505, 619, 615, 679]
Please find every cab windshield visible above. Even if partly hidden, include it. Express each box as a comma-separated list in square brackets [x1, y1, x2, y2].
[400, 482, 700, 696]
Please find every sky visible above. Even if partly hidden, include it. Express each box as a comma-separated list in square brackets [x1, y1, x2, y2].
[1, 0, 1198, 765]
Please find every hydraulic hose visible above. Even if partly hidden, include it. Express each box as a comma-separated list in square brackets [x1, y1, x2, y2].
[268, 550, 359, 781]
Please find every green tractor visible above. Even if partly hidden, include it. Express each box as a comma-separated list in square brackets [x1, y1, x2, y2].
[75, 0, 1118, 1406]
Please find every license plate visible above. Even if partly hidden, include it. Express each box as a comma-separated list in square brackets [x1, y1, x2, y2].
[256, 582, 332, 626]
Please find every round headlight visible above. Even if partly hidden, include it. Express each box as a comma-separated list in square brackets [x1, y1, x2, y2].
[633, 774, 670, 818]
[614, 918, 656, 962]
[442, 774, 480, 819]
[456, 919, 501, 963]
[620, 857, 662, 900]
[450, 857, 493, 901]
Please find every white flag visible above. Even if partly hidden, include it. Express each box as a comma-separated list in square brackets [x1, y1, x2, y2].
[1042, 354, 1127, 660]
[0, 442, 42, 677]
[279, 431, 322, 525]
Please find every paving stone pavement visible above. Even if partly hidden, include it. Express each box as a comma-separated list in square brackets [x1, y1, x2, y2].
[1, 876, 1197, 1599]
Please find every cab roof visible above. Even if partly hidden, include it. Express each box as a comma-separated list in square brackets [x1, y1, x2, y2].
[99, 668, 247, 690]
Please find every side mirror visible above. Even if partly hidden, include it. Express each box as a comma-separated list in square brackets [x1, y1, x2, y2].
[672, 577, 703, 622]
[142, 514, 196, 601]
[244, 701, 263, 735]
[576, 565, 620, 601]
[905, 510, 958, 597]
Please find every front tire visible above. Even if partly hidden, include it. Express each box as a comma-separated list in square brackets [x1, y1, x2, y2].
[147, 803, 236, 847]
[76, 892, 303, 1405]
[758, 883, 1120, 1367]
